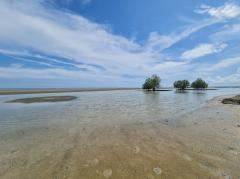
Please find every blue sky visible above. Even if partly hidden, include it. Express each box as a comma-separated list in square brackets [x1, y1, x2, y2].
[1, 0, 240, 88]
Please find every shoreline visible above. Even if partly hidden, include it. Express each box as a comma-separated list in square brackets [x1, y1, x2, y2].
[0, 88, 140, 95]
[0, 87, 220, 95]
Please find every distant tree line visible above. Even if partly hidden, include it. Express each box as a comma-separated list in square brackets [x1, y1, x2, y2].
[142, 75, 208, 91]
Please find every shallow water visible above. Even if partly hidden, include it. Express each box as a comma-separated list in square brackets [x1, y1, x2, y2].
[0, 88, 239, 129]
[0, 88, 239, 178]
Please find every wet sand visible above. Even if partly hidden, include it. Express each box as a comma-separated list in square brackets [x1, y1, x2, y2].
[0, 96, 239, 178]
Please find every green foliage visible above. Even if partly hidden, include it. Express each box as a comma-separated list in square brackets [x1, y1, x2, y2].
[142, 78, 152, 90]
[173, 80, 190, 90]
[142, 74, 161, 91]
[191, 78, 208, 89]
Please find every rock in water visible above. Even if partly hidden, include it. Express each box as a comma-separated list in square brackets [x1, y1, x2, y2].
[222, 95, 240, 105]
[103, 169, 112, 178]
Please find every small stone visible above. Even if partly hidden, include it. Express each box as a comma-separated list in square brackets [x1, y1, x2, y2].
[230, 150, 238, 155]
[133, 146, 140, 154]
[224, 175, 232, 179]
[91, 158, 99, 166]
[146, 175, 155, 179]
[64, 166, 69, 171]
[153, 167, 162, 175]
[82, 164, 89, 167]
[103, 169, 112, 178]
[182, 154, 192, 161]
[237, 125, 240, 127]
[221, 172, 233, 179]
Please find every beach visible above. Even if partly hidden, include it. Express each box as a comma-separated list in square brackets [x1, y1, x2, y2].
[2, 0, 240, 178]
[0, 91, 239, 178]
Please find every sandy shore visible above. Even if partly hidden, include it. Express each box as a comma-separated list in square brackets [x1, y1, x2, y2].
[0, 95, 239, 178]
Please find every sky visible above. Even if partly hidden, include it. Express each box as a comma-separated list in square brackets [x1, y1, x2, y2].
[0, 0, 240, 88]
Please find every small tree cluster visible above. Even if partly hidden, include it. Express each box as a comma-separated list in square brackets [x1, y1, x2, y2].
[191, 78, 208, 89]
[142, 74, 161, 91]
[173, 78, 208, 90]
[173, 80, 190, 90]
[143, 76, 208, 91]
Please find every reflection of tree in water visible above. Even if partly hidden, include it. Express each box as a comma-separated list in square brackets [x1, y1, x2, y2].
[195, 91, 206, 95]
[175, 90, 189, 94]
[192, 91, 208, 105]
[143, 91, 162, 117]
[143, 91, 160, 106]
[173, 90, 207, 114]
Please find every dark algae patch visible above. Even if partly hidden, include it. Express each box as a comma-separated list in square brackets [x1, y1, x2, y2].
[222, 95, 240, 105]
[6, 96, 77, 103]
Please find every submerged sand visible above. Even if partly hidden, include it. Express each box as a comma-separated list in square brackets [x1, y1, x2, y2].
[0, 96, 239, 178]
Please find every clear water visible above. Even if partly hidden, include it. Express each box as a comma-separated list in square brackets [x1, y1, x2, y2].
[0, 88, 240, 178]
[0, 88, 239, 134]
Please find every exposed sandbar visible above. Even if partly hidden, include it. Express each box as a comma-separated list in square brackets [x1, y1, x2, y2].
[6, 96, 77, 103]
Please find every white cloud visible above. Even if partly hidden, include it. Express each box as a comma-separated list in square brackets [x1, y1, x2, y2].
[60, 0, 92, 5]
[0, 65, 115, 81]
[151, 61, 190, 73]
[207, 56, 240, 72]
[0, 0, 238, 87]
[0, 0, 148, 78]
[146, 19, 219, 51]
[191, 56, 240, 85]
[181, 43, 227, 60]
[212, 24, 240, 41]
[195, 2, 240, 19]
[208, 72, 240, 85]
[0, 0, 208, 83]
